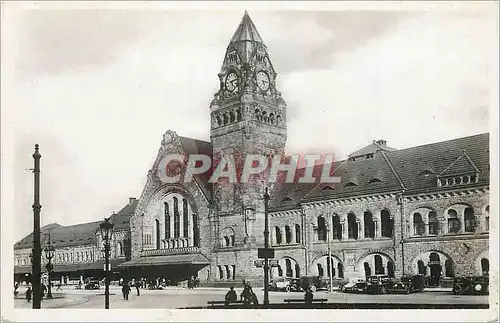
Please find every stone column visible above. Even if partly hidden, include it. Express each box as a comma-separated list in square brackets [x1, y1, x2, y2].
[373, 218, 380, 238]
[188, 208, 193, 247]
[459, 209, 465, 233]
[341, 221, 347, 240]
[357, 220, 363, 240]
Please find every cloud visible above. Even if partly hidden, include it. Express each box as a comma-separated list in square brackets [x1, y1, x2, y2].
[6, 9, 495, 240]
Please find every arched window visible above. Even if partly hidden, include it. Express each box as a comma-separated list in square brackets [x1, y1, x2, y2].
[277, 265, 283, 277]
[481, 258, 489, 276]
[485, 206, 490, 232]
[464, 207, 476, 233]
[218, 266, 223, 280]
[317, 216, 327, 241]
[155, 219, 160, 250]
[225, 265, 231, 279]
[364, 211, 375, 238]
[285, 226, 292, 244]
[374, 255, 385, 274]
[193, 213, 200, 247]
[173, 197, 180, 238]
[295, 224, 301, 243]
[164, 202, 170, 239]
[117, 242, 123, 256]
[387, 261, 395, 278]
[275, 227, 282, 245]
[337, 263, 344, 278]
[418, 260, 426, 275]
[348, 213, 358, 240]
[364, 262, 371, 276]
[428, 211, 438, 235]
[285, 259, 292, 277]
[381, 210, 393, 238]
[413, 213, 425, 236]
[295, 264, 300, 278]
[317, 264, 324, 277]
[223, 236, 230, 247]
[183, 199, 189, 238]
[447, 209, 460, 233]
[332, 214, 342, 240]
[445, 260, 453, 277]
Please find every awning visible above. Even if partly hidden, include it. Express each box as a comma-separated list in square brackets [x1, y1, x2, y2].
[117, 253, 210, 268]
[14, 266, 31, 274]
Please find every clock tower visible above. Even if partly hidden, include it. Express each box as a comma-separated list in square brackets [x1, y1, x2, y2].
[210, 11, 287, 233]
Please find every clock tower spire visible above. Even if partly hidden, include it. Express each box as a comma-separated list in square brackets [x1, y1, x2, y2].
[210, 11, 287, 235]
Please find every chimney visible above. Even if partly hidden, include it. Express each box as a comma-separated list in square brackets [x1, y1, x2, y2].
[375, 139, 387, 146]
[129, 197, 136, 205]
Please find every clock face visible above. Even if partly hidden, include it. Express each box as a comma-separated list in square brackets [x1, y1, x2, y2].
[225, 72, 238, 92]
[256, 71, 270, 91]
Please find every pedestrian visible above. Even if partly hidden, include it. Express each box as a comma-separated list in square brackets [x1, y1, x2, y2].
[14, 283, 19, 297]
[240, 283, 253, 305]
[56, 283, 62, 291]
[122, 281, 131, 300]
[26, 286, 32, 303]
[135, 280, 141, 296]
[224, 286, 237, 305]
[304, 286, 313, 305]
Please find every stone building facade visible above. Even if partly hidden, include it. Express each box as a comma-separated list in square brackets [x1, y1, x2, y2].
[14, 198, 137, 284]
[119, 11, 490, 287]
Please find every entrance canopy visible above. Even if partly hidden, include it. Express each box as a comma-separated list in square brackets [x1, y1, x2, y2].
[117, 253, 210, 268]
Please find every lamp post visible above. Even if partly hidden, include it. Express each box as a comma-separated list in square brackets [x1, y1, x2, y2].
[327, 216, 333, 293]
[43, 233, 55, 299]
[100, 217, 114, 309]
[263, 187, 270, 307]
[32, 144, 42, 309]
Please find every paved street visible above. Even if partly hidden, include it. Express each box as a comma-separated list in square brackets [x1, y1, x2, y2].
[14, 286, 488, 309]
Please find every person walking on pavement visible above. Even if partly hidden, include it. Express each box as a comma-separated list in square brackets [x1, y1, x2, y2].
[240, 283, 253, 305]
[304, 286, 314, 305]
[25, 286, 32, 303]
[135, 280, 141, 296]
[122, 281, 131, 300]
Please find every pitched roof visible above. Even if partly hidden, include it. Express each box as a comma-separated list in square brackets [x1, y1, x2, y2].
[14, 221, 100, 250]
[109, 198, 139, 231]
[230, 11, 264, 44]
[269, 133, 489, 212]
[14, 198, 138, 250]
[178, 136, 213, 199]
[385, 133, 489, 194]
[349, 140, 396, 158]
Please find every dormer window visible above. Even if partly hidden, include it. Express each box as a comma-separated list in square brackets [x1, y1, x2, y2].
[281, 197, 293, 204]
[366, 153, 374, 159]
[322, 185, 334, 191]
[419, 170, 435, 177]
[368, 178, 382, 184]
[345, 181, 357, 187]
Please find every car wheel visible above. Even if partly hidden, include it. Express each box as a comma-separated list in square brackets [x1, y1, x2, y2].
[310, 286, 317, 293]
[405, 288, 411, 294]
[286, 286, 291, 292]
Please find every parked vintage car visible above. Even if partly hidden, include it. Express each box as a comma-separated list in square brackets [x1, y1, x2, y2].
[365, 275, 393, 294]
[452, 276, 489, 295]
[298, 275, 329, 292]
[85, 280, 101, 290]
[269, 277, 301, 292]
[340, 278, 367, 293]
[390, 275, 425, 294]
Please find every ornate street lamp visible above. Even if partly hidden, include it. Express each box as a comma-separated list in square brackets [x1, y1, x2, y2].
[100, 217, 114, 309]
[43, 233, 55, 298]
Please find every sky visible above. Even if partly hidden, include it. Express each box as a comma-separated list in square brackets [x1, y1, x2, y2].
[2, 2, 497, 241]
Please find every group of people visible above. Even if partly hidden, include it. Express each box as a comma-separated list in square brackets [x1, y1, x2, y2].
[224, 282, 315, 307]
[120, 278, 142, 300]
[224, 282, 259, 306]
[22, 284, 48, 303]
